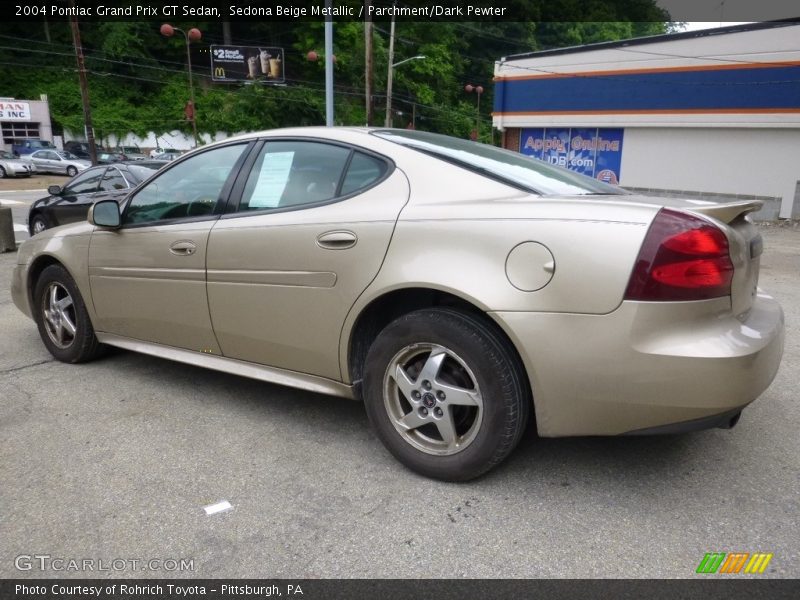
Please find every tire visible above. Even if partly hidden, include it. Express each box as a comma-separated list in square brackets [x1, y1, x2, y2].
[66, 166, 78, 177]
[29, 213, 49, 236]
[0, 166, 6, 178]
[363, 308, 530, 481]
[33, 264, 106, 363]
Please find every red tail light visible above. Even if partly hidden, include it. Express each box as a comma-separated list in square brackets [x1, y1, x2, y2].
[625, 209, 733, 301]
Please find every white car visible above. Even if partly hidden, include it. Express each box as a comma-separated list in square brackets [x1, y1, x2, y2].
[0, 150, 37, 178]
[25, 150, 91, 176]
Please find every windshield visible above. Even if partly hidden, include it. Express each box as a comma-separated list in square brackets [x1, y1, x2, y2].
[31, 140, 54, 149]
[372, 129, 625, 196]
[57, 151, 78, 160]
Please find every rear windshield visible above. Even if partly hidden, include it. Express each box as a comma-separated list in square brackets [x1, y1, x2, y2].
[372, 129, 625, 196]
[126, 163, 163, 182]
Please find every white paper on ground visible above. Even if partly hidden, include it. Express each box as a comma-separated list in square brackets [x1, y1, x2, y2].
[203, 500, 233, 515]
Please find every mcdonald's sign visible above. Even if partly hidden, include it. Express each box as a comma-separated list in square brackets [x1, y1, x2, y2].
[210, 44, 284, 84]
[696, 552, 773, 574]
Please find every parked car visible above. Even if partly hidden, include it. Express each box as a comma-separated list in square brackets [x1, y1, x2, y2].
[97, 151, 126, 164]
[11, 138, 55, 156]
[63, 142, 125, 164]
[150, 147, 184, 159]
[24, 149, 91, 176]
[63, 141, 92, 159]
[0, 149, 36, 178]
[116, 145, 147, 161]
[27, 161, 166, 235]
[10, 128, 784, 481]
[153, 152, 182, 161]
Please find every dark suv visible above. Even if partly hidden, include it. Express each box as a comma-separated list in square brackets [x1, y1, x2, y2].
[63, 141, 92, 159]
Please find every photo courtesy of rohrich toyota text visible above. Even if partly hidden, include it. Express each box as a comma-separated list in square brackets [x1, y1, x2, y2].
[0, 1, 798, 599]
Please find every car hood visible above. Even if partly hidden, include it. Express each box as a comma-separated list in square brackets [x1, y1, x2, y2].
[0, 157, 31, 166]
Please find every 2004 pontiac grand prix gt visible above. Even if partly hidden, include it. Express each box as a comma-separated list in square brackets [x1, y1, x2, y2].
[11, 128, 785, 481]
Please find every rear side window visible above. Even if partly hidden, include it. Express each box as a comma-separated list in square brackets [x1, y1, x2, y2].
[99, 168, 127, 191]
[341, 152, 388, 195]
[63, 168, 103, 195]
[239, 141, 351, 211]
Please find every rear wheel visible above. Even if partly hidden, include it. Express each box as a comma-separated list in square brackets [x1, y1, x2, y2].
[0, 166, 6, 178]
[66, 166, 78, 177]
[33, 264, 105, 363]
[363, 308, 530, 481]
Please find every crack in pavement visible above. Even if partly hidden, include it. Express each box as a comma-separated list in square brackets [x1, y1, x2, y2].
[0, 358, 55, 374]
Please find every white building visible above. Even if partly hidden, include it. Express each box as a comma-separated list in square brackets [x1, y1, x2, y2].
[492, 21, 800, 220]
[0, 96, 53, 152]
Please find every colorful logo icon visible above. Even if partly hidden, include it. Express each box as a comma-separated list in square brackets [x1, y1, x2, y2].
[696, 552, 773, 574]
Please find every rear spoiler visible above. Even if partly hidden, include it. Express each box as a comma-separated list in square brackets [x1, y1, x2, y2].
[686, 200, 763, 224]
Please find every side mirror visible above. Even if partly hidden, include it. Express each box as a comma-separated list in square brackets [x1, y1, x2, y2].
[89, 199, 121, 229]
[48, 185, 62, 195]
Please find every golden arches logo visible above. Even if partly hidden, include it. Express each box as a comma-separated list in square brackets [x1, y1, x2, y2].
[214, 67, 226, 78]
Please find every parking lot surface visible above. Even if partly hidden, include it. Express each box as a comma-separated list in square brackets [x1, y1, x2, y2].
[0, 224, 798, 578]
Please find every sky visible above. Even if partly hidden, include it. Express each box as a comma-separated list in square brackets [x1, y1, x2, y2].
[681, 22, 753, 31]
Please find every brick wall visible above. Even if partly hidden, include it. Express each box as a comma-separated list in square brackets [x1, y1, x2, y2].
[502, 128, 520, 152]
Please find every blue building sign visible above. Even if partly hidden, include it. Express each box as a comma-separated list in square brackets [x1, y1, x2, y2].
[520, 127, 624, 184]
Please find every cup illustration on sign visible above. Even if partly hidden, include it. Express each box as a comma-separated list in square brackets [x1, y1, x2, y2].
[269, 56, 282, 79]
[247, 55, 259, 79]
[259, 49, 271, 75]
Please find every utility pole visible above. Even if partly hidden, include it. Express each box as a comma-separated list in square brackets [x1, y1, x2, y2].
[222, 21, 232, 45]
[69, 1, 97, 165]
[384, 11, 396, 127]
[324, 0, 334, 126]
[364, 0, 373, 126]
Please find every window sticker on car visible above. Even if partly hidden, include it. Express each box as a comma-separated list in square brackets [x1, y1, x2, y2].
[249, 151, 294, 208]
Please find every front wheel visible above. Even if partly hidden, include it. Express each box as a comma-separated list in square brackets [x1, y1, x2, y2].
[29, 213, 49, 236]
[66, 166, 78, 177]
[33, 264, 106, 363]
[363, 308, 530, 481]
[0, 166, 6, 178]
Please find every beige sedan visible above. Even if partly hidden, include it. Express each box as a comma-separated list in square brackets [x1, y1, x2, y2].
[10, 128, 785, 480]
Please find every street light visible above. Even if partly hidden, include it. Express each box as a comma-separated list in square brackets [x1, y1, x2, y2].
[464, 83, 484, 141]
[161, 23, 201, 148]
[385, 55, 425, 127]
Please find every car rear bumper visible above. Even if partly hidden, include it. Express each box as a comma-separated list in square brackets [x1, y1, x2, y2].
[490, 292, 785, 437]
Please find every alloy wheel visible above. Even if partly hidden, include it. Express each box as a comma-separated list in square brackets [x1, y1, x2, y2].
[32, 218, 47, 235]
[41, 282, 77, 349]
[383, 343, 484, 456]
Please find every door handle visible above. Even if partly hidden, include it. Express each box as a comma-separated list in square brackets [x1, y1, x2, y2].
[316, 230, 357, 250]
[169, 240, 197, 256]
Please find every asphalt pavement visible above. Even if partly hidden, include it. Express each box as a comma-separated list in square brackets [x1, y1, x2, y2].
[0, 224, 798, 579]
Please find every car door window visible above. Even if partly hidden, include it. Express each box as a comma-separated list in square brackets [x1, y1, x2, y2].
[99, 167, 128, 191]
[123, 143, 247, 226]
[340, 152, 389, 195]
[63, 168, 104, 194]
[238, 141, 351, 211]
